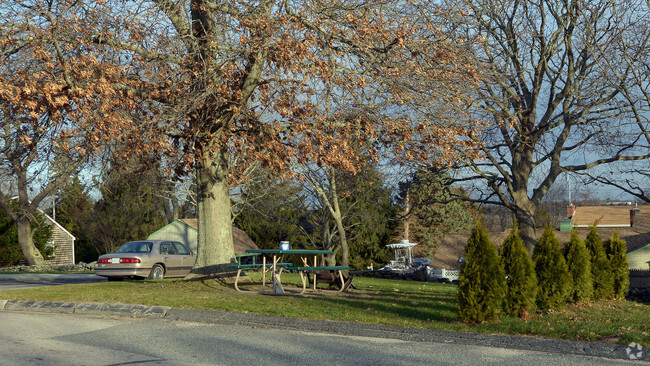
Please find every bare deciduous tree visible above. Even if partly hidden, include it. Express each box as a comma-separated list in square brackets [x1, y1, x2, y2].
[442, 0, 650, 251]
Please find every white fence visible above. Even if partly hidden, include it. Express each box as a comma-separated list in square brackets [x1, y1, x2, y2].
[428, 268, 460, 282]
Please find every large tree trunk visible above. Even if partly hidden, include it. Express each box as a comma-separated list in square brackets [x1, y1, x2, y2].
[17, 217, 45, 266]
[514, 209, 537, 255]
[511, 187, 538, 254]
[332, 210, 349, 267]
[326, 172, 349, 267]
[15, 168, 46, 266]
[510, 145, 539, 255]
[191, 145, 235, 275]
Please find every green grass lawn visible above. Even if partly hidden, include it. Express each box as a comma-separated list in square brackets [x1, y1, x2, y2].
[1, 272, 648, 347]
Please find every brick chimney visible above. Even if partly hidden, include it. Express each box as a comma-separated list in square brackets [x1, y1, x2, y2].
[567, 204, 576, 219]
[630, 207, 641, 227]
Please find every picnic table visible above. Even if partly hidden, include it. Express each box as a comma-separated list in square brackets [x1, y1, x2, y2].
[229, 249, 350, 294]
[227, 252, 289, 292]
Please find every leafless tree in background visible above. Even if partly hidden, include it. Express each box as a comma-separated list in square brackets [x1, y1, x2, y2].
[441, 0, 650, 252]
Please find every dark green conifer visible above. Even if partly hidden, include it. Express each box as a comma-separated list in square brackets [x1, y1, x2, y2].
[604, 232, 629, 299]
[533, 226, 572, 310]
[457, 223, 505, 323]
[500, 222, 537, 317]
[563, 229, 593, 302]
[584, 226, 614, 300]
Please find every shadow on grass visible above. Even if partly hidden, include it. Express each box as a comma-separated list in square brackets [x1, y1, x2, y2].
[312, 289, 458, 323]
[175, 272, 459, 324]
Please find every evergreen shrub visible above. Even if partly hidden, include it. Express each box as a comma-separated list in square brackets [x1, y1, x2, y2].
[563, 229, 593, 303]
[457, 223, 505, 323]
[604, 232, 629, 299]
[500, 222, 537, 317]
[585, 226, 614, 300]
[533, 226, 572, 310]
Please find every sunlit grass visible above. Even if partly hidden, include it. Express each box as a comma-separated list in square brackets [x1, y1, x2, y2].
[1, 273, 648, 346]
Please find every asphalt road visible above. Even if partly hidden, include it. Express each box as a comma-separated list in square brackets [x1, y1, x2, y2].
[0, 311, 645, 366]
[0, 274, 648, 364]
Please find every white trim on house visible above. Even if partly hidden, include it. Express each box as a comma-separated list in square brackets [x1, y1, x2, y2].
[41, 212, 75, 240]
[7, 196, 75, 240]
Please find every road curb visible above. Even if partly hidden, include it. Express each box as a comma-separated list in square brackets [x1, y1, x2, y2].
[0, 300, 169, 318]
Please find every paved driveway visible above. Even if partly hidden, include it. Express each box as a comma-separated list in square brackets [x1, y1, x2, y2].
[0, 273, 105, 290]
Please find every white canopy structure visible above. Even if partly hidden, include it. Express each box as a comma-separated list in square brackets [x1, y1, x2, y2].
[385, 239, 417, 270]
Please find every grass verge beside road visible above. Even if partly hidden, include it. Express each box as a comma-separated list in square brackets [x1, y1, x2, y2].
[1, 273, 648, 347]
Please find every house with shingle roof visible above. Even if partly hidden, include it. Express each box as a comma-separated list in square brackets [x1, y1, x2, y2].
[5, 197, 76, 266]
[43, 212, 75, 266]
[569, 204, 638, 228]
[569, 205, 649, 270]
[432, 204, 650, 272]
[147, 219, 259, 255]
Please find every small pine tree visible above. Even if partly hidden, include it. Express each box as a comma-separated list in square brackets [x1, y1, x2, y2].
[533, 226, 572, 310]
[500, 222, 537, 317]
[457, 223, 505, 323]
[584, 226, 614, 300]
[563, 229, 593, 303]
[604, 232, 629, 299]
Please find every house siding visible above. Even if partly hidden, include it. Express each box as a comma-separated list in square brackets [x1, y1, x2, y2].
[42, 213, 75, 266]
[148, 221, 198, 253]
[45, 227, 75, 265]
[628, 244, 650, 270]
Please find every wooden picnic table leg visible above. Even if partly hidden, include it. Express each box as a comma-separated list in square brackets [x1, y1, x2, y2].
[336, 270, 345, 292]
[272, 254, 285, 294]
[297, 270, 307, 294]
[233, 269, 243, 292]
[313, 255, 317, 291]
[273, 254, 279, 284]
[262, 255, 267, 290]
[268, 255, 280, 277]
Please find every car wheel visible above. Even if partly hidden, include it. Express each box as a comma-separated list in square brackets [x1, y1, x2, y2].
[148, 264, 164, 280]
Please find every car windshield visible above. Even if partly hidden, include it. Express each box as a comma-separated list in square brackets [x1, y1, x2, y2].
[115, 242, 152, 254]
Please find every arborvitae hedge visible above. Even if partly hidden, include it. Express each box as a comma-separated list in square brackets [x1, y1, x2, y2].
[604, 232, 629, 299]
[499, 222, 537, 317]
[563, 229, 593, 303]
[585, 226, 614, 300]
[533, 226, 572, 310]
[457, 223, 505, 323]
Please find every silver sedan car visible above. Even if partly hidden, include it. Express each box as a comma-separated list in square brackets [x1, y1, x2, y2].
[95, 240, 196, 281]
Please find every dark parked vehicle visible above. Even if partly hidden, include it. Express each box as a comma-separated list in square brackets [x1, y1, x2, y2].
[95, 240, 196, 281]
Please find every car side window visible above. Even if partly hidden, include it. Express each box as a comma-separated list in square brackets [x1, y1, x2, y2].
[173, 242, 191, 255]
[139, 243, 152, 253]
[160, 242, 177, 255]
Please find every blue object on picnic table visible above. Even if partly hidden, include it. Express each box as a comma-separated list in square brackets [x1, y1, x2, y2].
[280, 241, 290, 251]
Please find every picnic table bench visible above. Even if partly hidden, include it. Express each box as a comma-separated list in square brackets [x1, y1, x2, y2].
[286, 265, 352, 294]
